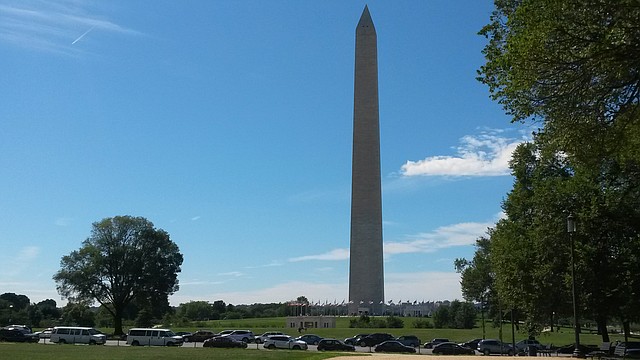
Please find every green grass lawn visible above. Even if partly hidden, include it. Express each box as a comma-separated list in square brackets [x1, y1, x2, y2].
[0, 343, 367, 360]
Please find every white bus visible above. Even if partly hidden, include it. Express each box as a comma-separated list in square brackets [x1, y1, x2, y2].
[50, 326, 107, 345]
[126, 328, 183, 346]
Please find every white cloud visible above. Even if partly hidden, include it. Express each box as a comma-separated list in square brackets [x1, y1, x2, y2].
[385, 271, 463, 301]
[288, 248, 349, 262]
[287, 221, 491, 263]
[401, 130, 526, 177]
[244, 261, 284, 269]
[191, 216, 201, 221]
[0, 2, 139, 54]
[217, 271, 243, 277]
[386, 221, 492, 255]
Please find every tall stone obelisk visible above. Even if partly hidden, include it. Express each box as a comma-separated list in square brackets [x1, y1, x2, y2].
[348, 5, 384, 316]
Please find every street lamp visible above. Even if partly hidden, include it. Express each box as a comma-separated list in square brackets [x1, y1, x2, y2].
[567, 214, 583, 358]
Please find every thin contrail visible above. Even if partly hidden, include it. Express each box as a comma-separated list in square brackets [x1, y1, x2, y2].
[72, 26, 95, 45]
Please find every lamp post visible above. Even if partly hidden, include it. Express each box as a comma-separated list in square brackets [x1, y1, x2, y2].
[567, 214, 583, 358]
[9, 304, 13, 323]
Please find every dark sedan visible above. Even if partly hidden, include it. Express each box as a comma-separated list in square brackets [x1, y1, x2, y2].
[0, 328, 40, 343]
[184, 330, 216, 342]
[433, 342, 477, 355]
[344, 333, 369, 345]
[359, 333, 395, 347]
[317, 338, 356, 351]
[203, 336, 248, 348]
[375, 340, 417, 353]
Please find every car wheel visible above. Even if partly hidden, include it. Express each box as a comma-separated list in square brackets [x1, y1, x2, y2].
[484, 349, 491, 356]
[255, 339, 261, 344]
[58, 339, 66, 344]
[242, 337, 248, 343]
[359, 341, 367, 347]
[131, 340, 140, 346]
[292, 345, 301, 350]
[267, 344, 275, 349]
[89, 340, 96, 345]
[508, 350, 515, 356]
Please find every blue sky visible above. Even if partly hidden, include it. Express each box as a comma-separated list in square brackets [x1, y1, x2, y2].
[0, 0, 529, 307]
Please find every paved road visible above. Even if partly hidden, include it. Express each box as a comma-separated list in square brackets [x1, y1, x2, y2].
[42, 338, 460, 356]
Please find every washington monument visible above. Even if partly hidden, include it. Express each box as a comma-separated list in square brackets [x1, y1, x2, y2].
[348, 5, 384, 316]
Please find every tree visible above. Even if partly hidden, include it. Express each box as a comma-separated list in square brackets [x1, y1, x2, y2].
[53, 216, 183, 335]
[478, 0, 640, 166]
[59, 302, 95, 326]
[178, 301, 214, 321]
[455, 236, 495, 336]
[479, 0, 640, 340]
[0, 293, 30, 310]
[432, 305, 450, 329]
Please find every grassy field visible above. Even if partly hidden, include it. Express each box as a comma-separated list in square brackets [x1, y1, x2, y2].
[0, 343, 365, 360]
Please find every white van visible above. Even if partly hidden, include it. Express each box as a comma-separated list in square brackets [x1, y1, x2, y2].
[126, 328, 183, 346]
[50, 326, 107, 345]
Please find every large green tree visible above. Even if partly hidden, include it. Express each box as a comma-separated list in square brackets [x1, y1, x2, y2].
[478, 0, 640, 340]
[478, 0, 640, 166]
[53, 216, 183, 335]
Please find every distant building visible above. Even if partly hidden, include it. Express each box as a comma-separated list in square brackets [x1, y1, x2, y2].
[286, 316, 336, 330]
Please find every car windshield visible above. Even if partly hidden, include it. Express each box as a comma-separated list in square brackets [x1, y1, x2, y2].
[87, 329, 101, 335]
[166, 331, 176, 336]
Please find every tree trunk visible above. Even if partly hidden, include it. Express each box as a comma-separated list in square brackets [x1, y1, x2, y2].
[596, 317, 609, 343]
[113, 307, 124, 336]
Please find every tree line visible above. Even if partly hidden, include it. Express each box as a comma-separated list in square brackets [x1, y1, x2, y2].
[456, 0, 640, 342]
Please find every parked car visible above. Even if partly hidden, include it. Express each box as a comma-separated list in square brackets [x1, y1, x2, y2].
[255, 331, 285, 344]
[0, 327, 40, 343]
[433, 342, 476, 355]
[396, 335, 421, 347]
[296, 334, 323, 345]
[478, 339, 515, 356]
[184, 330, 216, 342]
[375, 340, 417, 353]
[203, 336, 248, 348]
[424, 337, 450, 348]
[50, 326, 107, 345]
[615, 342, 640, 357]
[359, 333, 395, 347]
[35, 328, 53, 339]
[263, 335, 308, 350]
[7, 325, 32, 333]
[317, 338, 356, 351]
[460, 338, 482, 350]
[556, 343, 594, 354]
[626, 349, 640, 359]
[515, 339, 543, 352]
[344, 333, 369, 345]
[224, 330, 254, 343]
[126, 328, 184, 346]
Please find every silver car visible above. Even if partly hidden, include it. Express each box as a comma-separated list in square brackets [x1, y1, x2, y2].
[263, 335, 308, 350]
[478, 339, 515, 356]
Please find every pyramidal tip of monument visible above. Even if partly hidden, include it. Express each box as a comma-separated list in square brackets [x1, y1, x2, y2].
[358, 5, 375, 29]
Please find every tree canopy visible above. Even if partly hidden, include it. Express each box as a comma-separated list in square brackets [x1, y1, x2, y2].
[53, 216, 183, 335]
[459, 0, 640, 340]
[478, 0, 640, 165]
